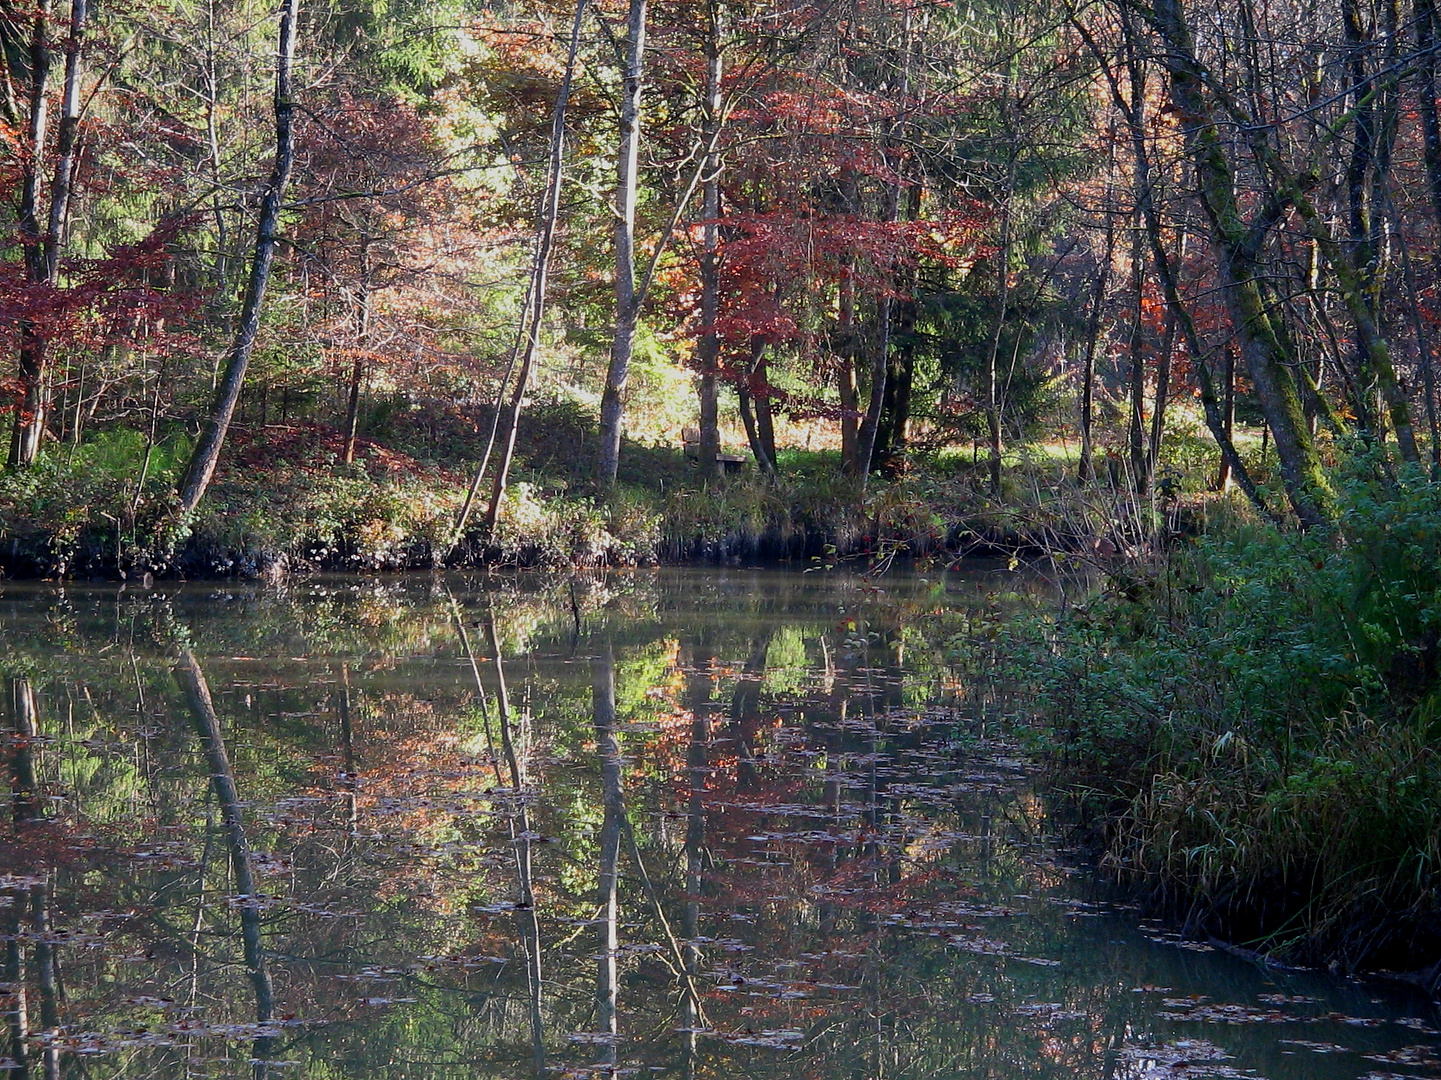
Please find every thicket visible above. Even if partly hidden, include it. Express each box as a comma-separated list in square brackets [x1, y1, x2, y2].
[1020, 458, 1441, 980]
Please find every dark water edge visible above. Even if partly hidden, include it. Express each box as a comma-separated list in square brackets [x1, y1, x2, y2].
[0, 515, 1058, 582]
[0, 568, 1437, 1080]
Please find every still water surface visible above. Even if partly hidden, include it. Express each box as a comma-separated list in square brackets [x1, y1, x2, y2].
[1, 568, 1437, 1079]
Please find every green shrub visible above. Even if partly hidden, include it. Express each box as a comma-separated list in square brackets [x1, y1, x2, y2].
[0, 430, 191, 573]
[1023, 456, 1441, 970]
[191, 458, 461, 572]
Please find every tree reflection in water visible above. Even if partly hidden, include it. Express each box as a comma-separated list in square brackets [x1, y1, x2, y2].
[176, 649, 276, 1080]
[0, 569, 1436, 1080]
[592, 644, 622, 1074]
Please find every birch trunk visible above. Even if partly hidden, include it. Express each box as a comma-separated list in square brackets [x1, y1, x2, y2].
[695, 2, 724, 479]
[595, 0, 648, 491]
[177, 0, 300, 515]
[480, 0, 590, 531]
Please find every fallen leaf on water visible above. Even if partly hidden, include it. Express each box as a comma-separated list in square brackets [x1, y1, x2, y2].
[1364, 1046, 1441, 1068]
[1115, 1039, 1252, 1078]
[1158, 1000, 1294, 1024]
[1396, 1018, 1441, 1035]
[1278, 1039, 1349, 1053]
[712, 1028, 805, 1049]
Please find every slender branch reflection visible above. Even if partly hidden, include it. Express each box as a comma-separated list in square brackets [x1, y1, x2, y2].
[477, 615, 546, 1076]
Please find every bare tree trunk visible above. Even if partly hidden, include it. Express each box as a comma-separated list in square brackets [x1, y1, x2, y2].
[1335, 0, 1414, 460]
[1418, 0, 1441, 234]
[856, 6, 912, 484]
[341, 354, 363, 465]
[340, 245, 372, 466]
[1149, 235, 1180, 480]
[595, 0, 648, 491]
[857, 202, 902, 481]
[1144, 0, 1331, 525]
[479, 0, 591, 531]
[1126, 214, 1149, 492]
[856, 289, 892, 482]
[202, 0, 232, 304]
[1293, 192, 1419, 463]
[1074, 9, 1266, 511]
[7, 0, 51, 468]
[837, 264, 860, 473]
[874, 282, 917, 476]
[1394, 203, 1441, 477]
[1124, 42, 1150, 492]
[696, 1, 724, 479]
[1415, 0, 1441, 475]
[1217, 347, 1236, 490]
[984, 194, 1010, 496]
[737, 338, 775, 475]
[737, 388, 766, 475]
[1079, 196, 1115, 484]
[41, 0, 84, 286]
[176, 0, 300, 515]
[8, 0, 85, 468]
[753, 354, 777, 471]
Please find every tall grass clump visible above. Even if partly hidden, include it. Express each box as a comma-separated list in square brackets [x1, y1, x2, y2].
[1023, 456, 1441, 977]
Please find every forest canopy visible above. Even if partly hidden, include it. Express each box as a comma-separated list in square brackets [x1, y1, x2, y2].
[2, 0, 1440, 573]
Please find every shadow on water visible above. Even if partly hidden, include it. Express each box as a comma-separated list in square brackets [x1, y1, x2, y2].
[0, 567, 1437, 1079]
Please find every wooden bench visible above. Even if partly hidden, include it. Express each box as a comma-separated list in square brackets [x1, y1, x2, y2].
[682, 427, 748, 474]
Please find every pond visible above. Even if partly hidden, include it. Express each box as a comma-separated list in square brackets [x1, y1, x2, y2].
[1, 567, 1438, 1079]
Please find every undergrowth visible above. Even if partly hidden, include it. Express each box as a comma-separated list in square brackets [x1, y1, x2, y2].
[1013, 456, 1441, 978]
[0, 416, 1239, 578]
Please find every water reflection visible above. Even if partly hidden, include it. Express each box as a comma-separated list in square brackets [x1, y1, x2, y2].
[593, 644, 621, 1074]
[0, 568, 1436, 1080]
[175, 650, 276, 1079]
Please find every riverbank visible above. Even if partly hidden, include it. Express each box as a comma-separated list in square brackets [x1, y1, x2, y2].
[0, 418, 1184, 581]
[1005, 458, 1441, 989]
[13, 414, 1439, 992]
